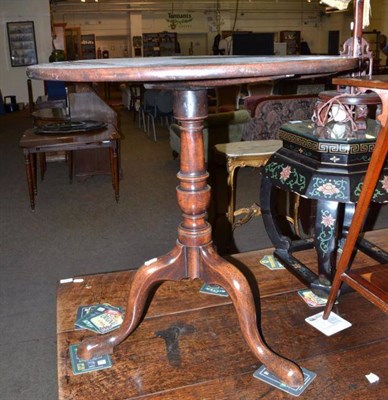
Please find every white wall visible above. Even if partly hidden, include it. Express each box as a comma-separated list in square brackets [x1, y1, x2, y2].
[58, 13, 131, 57]
[51, 2, 361, 57]
[1, 0, 52, 104]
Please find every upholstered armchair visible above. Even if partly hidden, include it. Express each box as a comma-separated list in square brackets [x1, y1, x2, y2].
[243, 94, 317, 141]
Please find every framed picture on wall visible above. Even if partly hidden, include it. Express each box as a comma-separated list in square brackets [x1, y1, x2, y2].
[7, 21, 38, 67]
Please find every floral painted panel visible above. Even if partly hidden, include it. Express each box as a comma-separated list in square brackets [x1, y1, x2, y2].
[264, 162, 307, 192]
[317, 209, 336, 255]
[354, 174, 388, 203]
[308, 177, 348, 201]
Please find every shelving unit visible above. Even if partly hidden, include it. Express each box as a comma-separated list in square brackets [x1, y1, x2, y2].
[65, 27, 82, 60]
[280, 31, 301, 55]
[81, 34, 96, 60]
[142, 32, 177, 57]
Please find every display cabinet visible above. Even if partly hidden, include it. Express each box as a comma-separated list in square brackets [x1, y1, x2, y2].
[142, 32, 178, 57]
[81, 34, 96, 60]
[280, 31, 301, 55]
[65, 27, 82, 60]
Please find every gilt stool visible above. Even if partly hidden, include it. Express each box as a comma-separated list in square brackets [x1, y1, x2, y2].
[214, 140, 282, 229]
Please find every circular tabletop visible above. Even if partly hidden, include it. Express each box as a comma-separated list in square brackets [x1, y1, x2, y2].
[27, 55, 358, 87]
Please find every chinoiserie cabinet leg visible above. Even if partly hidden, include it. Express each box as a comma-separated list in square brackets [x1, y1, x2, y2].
[260, 176, 291, 251]
[312, 199, 340, 297]
[338, 203, 357, 262]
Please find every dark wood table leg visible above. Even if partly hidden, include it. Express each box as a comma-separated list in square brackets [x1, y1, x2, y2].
[199, 244, 303, 387]
[110, 141, 119, 202]
[77, 244, 187, 354]
[32, 153, 37, 195]
[67, 151, 73, 184]
[39, 153, 47, 181]
[23, 150, 36, 210]
[77, 88, 304, 388]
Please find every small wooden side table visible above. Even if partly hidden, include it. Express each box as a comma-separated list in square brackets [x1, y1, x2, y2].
[324, 75, 388, 317]
[19, 125, 120, 210]
[31, 107, 71, 180]
[214, 140, 282, 229]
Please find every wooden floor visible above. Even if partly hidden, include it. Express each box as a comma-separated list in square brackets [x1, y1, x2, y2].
[57, 229, 388, 399]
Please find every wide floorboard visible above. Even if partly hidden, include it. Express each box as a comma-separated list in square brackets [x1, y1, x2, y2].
[57, 229, 388, 399]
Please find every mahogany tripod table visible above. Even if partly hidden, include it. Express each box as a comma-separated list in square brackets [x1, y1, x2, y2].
[27, 56, 358, 387]
[19, 124, 120, 210]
